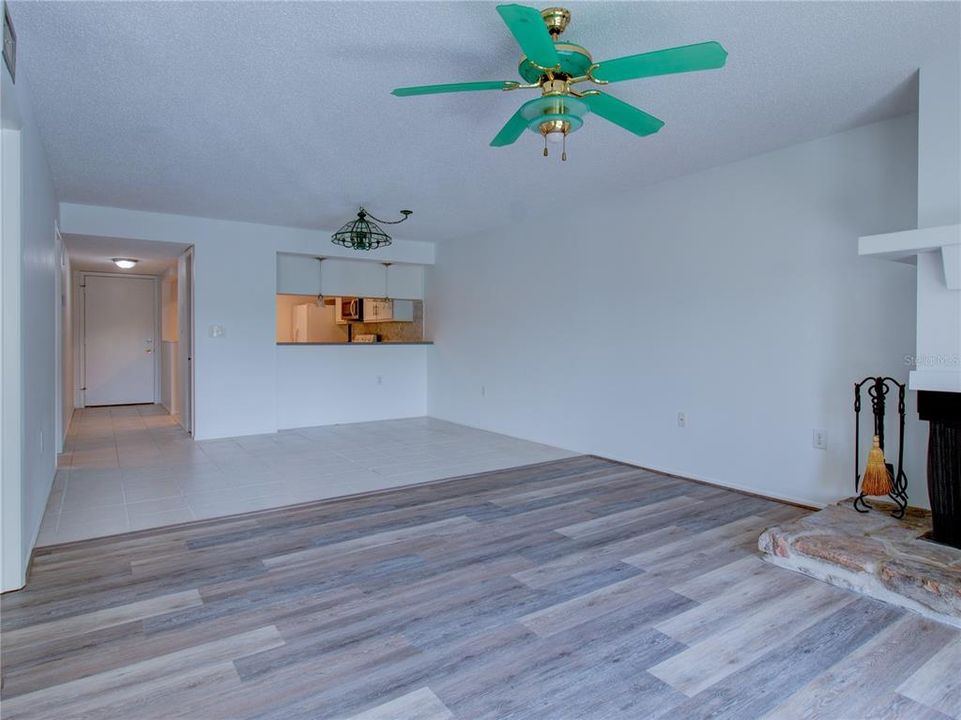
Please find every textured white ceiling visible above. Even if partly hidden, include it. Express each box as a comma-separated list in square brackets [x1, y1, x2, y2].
[10, 1, 959, 243]
[65, 234, 188, 275]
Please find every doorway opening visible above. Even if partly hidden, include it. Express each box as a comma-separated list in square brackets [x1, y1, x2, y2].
[65, 236, 194, 434]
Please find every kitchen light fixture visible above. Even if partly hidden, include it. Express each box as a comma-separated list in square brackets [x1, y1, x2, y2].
[331, 208, 412, 251]
[112, 258, 138, 269]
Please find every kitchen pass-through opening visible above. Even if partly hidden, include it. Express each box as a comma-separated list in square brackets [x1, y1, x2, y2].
[276, 295, 425, 344]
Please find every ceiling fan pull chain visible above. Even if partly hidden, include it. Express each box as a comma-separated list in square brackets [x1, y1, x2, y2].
[543, 134, 549, 157]
[562, 132, 567, 162]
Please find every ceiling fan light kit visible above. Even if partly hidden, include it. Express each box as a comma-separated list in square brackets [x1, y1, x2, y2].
[392, 4, 728, 161]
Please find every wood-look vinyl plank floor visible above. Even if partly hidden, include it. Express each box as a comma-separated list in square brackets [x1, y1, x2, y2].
[760, 614, 956, 720]
[2, 456, 957, 719]
[897, 635, 961, 719]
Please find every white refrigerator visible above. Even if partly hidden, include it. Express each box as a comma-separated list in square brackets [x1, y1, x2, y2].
[291, 303, 345, 342]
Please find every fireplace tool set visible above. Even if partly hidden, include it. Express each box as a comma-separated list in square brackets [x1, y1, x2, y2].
[853, 376, 909, 518]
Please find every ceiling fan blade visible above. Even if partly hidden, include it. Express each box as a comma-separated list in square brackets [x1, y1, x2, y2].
[490, 107, 529, 147]
[581, 92, 664, 137]
[392, 81, 516, 97]
[496, 4, 560, 69]
[592, 41, 728, 84]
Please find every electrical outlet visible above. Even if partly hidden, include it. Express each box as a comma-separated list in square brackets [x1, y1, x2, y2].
[481, 385, 487, 397]
[677, 412, 686, 428]
[812, 428, 827, 450]
[376, 375, 383, 385]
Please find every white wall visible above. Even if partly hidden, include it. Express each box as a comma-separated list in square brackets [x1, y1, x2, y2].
[58, 233, 73, 448]
[19, 94, 59, 554]
[159, 266, 178, 415]
[917, 55, 961, 228]
[1, 83, 25, 592]
[161, 341, 176, 413]
[59, 203, 434, 440]
[913, 55, 961, 392]
[176, 249, 191, 432]
[277, 345, 428, 429]
[428, 115, 925, 508]
[1, 64, 60, 591]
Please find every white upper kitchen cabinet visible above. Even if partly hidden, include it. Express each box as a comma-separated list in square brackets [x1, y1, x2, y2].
[363, 299, 392, 322]
[362, 299, 415, 323]
[276, 253, 323, 295]
[320, 259, 387, 297]
[386, 264, 424, 300]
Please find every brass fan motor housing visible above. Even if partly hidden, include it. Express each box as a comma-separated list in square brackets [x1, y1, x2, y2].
[541, 7, 571, 36]
[541, 79, 569, 95]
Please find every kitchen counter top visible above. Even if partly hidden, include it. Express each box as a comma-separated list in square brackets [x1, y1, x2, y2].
[277, 342, 433, 346]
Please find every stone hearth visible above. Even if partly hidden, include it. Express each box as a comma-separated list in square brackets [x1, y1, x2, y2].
[759, 500, 961, 628]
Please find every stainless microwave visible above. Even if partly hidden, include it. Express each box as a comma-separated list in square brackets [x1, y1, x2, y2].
[335, 297, 362, 323]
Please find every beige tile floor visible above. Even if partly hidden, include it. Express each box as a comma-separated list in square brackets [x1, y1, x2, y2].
[41, 405, 576, 545]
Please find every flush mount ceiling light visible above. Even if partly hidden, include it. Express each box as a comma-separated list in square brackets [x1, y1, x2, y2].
[112, 258, 138, 269]
[331, 208, 413, 251]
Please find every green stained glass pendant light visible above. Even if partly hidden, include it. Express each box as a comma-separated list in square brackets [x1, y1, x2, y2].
[331, 208, 413, 251]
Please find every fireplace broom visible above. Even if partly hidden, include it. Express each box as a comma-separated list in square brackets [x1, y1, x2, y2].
[860, 435, 893, 496]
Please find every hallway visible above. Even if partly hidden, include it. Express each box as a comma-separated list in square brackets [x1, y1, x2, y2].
[41, 406, 576, 545]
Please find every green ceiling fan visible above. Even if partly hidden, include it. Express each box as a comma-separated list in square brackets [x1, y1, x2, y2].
[392, 4, 728, 160]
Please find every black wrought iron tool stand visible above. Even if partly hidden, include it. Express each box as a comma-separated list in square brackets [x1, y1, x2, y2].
[854, 376, 909, 518]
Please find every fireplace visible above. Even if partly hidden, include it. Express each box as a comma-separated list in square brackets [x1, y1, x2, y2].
[764, 55, 961, 626]
[919, 390, 961, 548]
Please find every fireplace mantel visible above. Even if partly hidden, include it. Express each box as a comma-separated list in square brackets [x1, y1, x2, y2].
[859, 224, 960, 288]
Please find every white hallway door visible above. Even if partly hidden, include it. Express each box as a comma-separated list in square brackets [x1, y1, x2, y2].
[84, 275, 157, 406]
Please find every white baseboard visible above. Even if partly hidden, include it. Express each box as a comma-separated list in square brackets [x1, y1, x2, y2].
[424, 413, 826, 510]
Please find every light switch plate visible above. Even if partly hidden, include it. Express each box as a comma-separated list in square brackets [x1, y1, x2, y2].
[208, 324, 226, 338]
